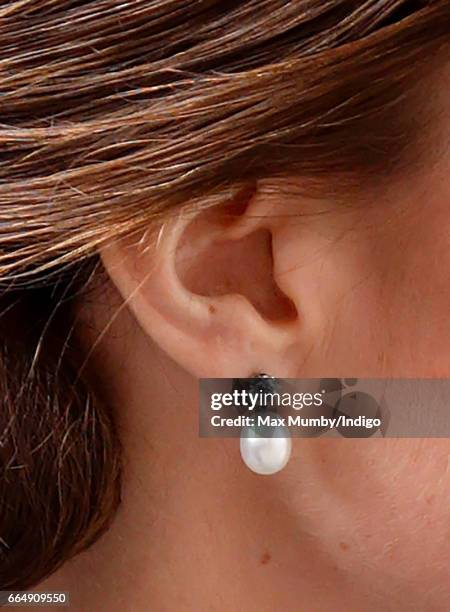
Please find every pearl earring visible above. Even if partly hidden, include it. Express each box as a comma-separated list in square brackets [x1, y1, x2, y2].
[233, 374, 292, 475]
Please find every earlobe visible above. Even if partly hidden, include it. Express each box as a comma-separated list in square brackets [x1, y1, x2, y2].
[100, 193, 301, 378]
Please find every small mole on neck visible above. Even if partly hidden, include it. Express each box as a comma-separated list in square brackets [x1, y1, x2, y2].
[260, 551, 271, 565]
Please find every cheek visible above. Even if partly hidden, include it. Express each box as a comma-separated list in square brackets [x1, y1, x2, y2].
[279, 192, 449, 377]
[320, 211, 449, 376]
[373, 198, 450, 376]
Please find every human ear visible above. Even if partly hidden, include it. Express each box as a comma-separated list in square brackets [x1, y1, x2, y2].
[99, 183, 314, 378]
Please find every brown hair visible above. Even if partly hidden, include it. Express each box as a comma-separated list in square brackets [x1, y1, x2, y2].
[0, 0, 449, 589]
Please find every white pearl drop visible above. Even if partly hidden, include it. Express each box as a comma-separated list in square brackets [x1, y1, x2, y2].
[240, 417, 292, 475]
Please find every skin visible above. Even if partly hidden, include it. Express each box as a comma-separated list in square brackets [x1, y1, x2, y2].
[41, 67, 450, 611]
